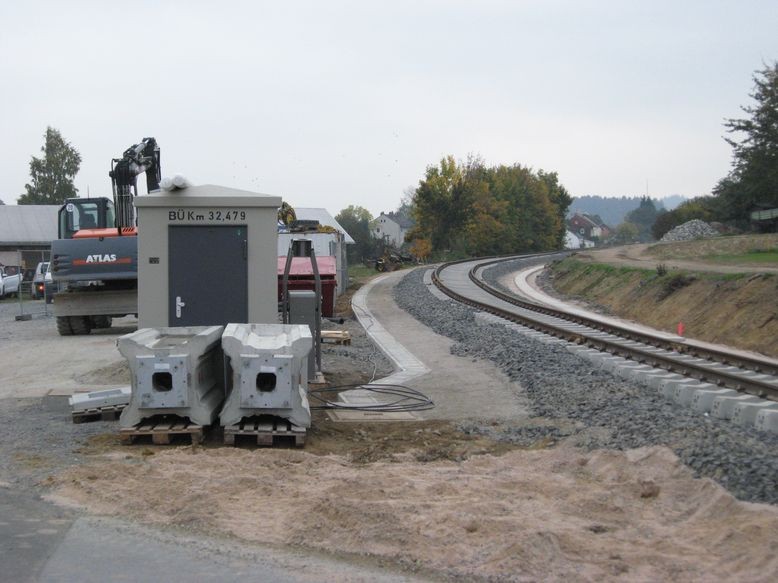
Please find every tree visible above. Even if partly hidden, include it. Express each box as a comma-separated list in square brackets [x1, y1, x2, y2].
[613, 221, 640, 243]
[335, 205, 378, 263]
[409, 155, 572, 257]
[408, 238, 432, 263]
[409, 155, 468, 251]
[538, 170, 573, 248]
[714, 62, 778, 224]
[624, 196, 663, 241]
[18, 127, 82, 205]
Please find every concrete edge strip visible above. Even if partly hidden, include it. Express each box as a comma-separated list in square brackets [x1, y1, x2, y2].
[351, 272, 431, 390]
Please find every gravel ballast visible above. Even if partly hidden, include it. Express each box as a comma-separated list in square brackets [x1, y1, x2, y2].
[394, 265, 778, 504]
[660, 219, 720, 242]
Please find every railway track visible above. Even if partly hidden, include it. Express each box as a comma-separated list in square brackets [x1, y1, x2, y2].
[433, 254, 778, 403]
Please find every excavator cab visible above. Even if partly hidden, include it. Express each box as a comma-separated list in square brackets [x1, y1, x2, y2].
[58, 198, 116, 239]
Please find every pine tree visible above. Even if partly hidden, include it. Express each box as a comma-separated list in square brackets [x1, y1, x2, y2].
[714, 62, 778, 222]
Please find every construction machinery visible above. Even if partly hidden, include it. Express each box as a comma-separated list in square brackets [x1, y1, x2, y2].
[50, 138, 160, 335]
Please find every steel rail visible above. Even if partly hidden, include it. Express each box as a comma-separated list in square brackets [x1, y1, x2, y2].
[432, 256, 778, 402]
[468, 258, 778, 376]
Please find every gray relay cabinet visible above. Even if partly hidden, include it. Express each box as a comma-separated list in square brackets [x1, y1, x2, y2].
[134, 184, 281, 328]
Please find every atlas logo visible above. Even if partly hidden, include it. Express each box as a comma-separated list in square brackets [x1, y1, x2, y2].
[86, 254, 117, 263]
[72, 254, 132, 267]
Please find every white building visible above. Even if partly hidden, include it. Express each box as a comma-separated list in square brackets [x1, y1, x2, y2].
[372, 212, 414, 247]
[564, 230, 595, 249]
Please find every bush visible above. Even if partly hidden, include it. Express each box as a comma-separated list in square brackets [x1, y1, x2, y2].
[657, 272, 695, 300]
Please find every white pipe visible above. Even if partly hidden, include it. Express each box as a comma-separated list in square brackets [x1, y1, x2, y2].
[160, 174, 191, 191]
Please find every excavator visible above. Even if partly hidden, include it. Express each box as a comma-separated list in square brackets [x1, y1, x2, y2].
[50, 138, 160, 335]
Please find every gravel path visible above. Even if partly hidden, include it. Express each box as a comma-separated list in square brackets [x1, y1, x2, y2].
[394, 265, 778, 504]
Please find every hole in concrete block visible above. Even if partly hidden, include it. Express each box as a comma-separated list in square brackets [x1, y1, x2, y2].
[257, 373, 276, 392]
[152, 372, 173, 392]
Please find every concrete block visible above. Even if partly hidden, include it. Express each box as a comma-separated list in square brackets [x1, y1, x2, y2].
[660, 378, 698, 400]
[647, 373, 685, 390]
[629, 366, 661, 384]
[568, 347, 601, 363]
[673, 382, 716, 406]
[220, 323, 312, 428]
[614, 363, 645, 380]
[755, 408, 778, 433]
[118, 326, 224, 428]
[600, 356, 629, 373]
[70, 387, 131, 412]
[732, 400, 778, 427]
[691, 388, 739, 413]
[711, 394, 763, 420]
[622, 364, 654, 380]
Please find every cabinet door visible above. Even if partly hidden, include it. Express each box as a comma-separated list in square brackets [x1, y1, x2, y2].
[168, 225, 248, 326]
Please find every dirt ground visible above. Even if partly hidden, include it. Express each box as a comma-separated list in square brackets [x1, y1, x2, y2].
[3, 273, 778, 581]
[548, 237, 778, 358]
[47, 441, 778, 582]
[576, 234, 778, 275]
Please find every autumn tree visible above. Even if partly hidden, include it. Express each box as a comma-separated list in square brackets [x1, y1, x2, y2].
[409, 156, 572, 257]
[18, 127, 81, 205]
[408, 238, 432, 263]
[409, 156, 469, 251]
[538, 170, 573, 248]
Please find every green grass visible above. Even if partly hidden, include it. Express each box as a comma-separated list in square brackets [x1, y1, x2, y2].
[554, 257, 751, 284]
[556, 258, 652, 277]
[346, 264, 386, 288]
[703, 249, 778, 264]
[348, 264, 379, 279]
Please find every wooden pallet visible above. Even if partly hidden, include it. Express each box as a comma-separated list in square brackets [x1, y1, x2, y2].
[120, 417, 204, 445]
[321, 330, 351, 345]
[224, 417, 306, 447]
[72, 404, 125, 424]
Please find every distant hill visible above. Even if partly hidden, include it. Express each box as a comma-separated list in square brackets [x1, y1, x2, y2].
[568, 195, 686, 227]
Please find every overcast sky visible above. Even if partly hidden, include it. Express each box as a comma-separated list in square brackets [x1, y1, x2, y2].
[1, 0, 776, 216]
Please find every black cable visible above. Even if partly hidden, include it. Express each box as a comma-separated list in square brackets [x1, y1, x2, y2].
[309, 383, 435, 412]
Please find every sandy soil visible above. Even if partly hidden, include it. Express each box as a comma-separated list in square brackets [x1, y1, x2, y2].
[48, 441, 778, 582]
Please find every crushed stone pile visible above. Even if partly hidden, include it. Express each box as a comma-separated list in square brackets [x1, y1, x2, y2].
[661, 219, 719, 242]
